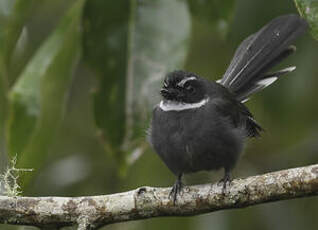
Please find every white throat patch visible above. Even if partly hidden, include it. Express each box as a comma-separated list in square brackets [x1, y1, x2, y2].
[159, 97, 209, 112]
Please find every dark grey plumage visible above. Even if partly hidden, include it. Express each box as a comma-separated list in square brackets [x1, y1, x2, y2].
[148, 14, 308, 203]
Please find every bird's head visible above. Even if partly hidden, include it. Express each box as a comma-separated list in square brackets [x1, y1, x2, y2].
[160, 70, 207, 103]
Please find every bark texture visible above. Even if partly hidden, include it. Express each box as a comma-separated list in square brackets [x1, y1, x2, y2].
[1, 164, 318, 229]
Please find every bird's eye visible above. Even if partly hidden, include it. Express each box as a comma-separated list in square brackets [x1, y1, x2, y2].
[185, 84, 194, 92]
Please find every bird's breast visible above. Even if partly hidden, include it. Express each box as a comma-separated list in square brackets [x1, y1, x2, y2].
[150, 105, 208, 174]
[149, 101, 244, 175]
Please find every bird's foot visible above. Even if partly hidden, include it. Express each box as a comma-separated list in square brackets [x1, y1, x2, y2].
[169, 174, 183, 205]
[218, 172, 232, 194]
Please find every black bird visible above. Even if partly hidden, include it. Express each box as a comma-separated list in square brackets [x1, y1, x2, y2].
[148, 14, 308, 203]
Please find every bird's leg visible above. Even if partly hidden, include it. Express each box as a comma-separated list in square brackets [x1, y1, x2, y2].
[169, 173, 183, 205]
[218, 169, 232, 194]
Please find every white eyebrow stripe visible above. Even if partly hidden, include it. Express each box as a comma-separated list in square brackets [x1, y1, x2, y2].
[177, 76, 197, 87]
[159, 97, 209, 111]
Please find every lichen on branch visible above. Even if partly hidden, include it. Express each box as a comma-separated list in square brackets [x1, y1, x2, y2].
[0, 155, 33, 197]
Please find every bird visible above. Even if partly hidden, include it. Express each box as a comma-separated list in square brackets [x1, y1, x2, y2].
[148, 14, 308, 204]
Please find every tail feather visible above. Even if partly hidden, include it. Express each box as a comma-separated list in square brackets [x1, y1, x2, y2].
[256, 45, 296, 74]
[236, 65, 296, 102]
[246, 117, 264, 137]
[219, 14, 308, 101]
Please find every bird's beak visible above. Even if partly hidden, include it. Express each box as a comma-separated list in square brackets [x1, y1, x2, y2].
[160, 88, 169, 94]
[160, 88, 175, 100]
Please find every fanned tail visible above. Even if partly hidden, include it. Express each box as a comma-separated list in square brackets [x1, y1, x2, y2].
[219, 14, 308, 102]
[219, 14, 307, 138]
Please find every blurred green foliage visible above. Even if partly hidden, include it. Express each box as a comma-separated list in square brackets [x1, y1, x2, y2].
[8, 0, 84, 187]
[83, 0, 190, 176]
[295, 0, 318, 40]
[0, 0, 317, 229]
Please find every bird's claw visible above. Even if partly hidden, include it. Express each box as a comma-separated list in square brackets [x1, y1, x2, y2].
[169, 178, 183, 205]
[218, 172, 232, 194]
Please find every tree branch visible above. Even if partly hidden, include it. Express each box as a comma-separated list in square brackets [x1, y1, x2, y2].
[1, 164, 318, 229]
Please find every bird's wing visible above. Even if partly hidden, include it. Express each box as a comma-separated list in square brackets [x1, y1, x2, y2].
[212, 96, 263, 137]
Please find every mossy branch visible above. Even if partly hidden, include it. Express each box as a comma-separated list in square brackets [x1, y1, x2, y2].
[0, 164, 318, 229]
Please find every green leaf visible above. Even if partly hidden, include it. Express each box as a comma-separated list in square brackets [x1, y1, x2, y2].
[0, 0, 35, 153]
[83, 1, 129, 150]
[125, 0, 190, 140]
[0, 0, 35, 70]
[187, 0, 235, 36]
[7, 0, 85, 177]
[295, 0, 318, 40]
[83, 0, 190, 166]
